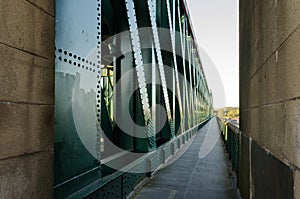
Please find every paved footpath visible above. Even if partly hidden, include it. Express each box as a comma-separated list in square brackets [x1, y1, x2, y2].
[133, 118, 240, 199]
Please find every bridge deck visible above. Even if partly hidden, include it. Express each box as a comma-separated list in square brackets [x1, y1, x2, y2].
[132, 118, 239, 199]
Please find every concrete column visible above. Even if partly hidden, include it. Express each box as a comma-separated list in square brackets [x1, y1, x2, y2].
[0, 0, 55, 198]
[240, 0, 300, 198]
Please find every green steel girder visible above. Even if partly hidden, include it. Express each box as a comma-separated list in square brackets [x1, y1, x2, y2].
[54, 0, 214, 198]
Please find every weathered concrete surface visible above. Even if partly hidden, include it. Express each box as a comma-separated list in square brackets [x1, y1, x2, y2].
[0, 0, 55, 198]
[0, 44, 54, 105]
[0, 103, 54, 160]
[133, 118, 239, 199]
[26, 0, 55, 16]
[0, 0, 55, 59]
[251, 141, 294, 199]
[0, 152, 53, 199]
[240, 0, 300, 198]
[285, 99, 300, 169]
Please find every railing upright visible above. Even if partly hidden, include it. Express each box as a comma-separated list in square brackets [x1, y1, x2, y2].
[217, 117, 240, 184]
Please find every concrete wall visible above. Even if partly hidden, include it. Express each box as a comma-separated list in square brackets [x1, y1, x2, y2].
[0, 0, 55, 198]
[240, 0, 300, 198]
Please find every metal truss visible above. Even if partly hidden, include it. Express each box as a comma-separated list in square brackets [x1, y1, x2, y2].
[166, 0, 184, 134]
[177, 7, 191, 129]
[125, 0, 156, 150]
[147, 0, 175, 137]
[96, 0, 102, 166]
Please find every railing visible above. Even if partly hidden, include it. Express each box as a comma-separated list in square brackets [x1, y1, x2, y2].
[68, 117, 212, 198]
[217, 118, 240, 182]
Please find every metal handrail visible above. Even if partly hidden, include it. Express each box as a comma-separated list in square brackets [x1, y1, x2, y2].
[217, 117, 240, 184]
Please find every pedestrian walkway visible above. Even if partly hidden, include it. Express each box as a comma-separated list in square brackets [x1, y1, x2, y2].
[132, 118, 240, 199]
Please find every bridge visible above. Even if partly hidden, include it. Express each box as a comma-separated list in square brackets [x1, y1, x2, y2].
[132, 118, 239, 199]
[0, 0, 299, 199]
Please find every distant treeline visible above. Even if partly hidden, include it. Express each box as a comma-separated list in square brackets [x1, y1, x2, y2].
[216, 107, 239, 119]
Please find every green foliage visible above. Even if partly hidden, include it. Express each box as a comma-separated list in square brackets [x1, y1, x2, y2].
[216, 107, 239, 119]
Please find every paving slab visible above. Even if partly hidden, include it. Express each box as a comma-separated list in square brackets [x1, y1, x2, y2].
[133, 118, 239, 199]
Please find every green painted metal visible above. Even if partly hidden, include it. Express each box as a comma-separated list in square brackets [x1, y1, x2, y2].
[54, 0, 214, 198]
[218, 118, 240, 182]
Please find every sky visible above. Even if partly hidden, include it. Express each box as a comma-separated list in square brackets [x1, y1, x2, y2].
[186, 0, 239, 108]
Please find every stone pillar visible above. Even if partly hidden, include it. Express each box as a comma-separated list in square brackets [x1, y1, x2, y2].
[240, 0, 300, 198]
[0, 0, 55, 198]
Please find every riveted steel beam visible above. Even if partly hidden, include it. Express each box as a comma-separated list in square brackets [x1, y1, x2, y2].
[166, 0, 184, 134]
[147, 0, 175, 138]
[177, 9, 192, 129]
[96, 0, 102, 168]
[125, 0, 156, 150]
